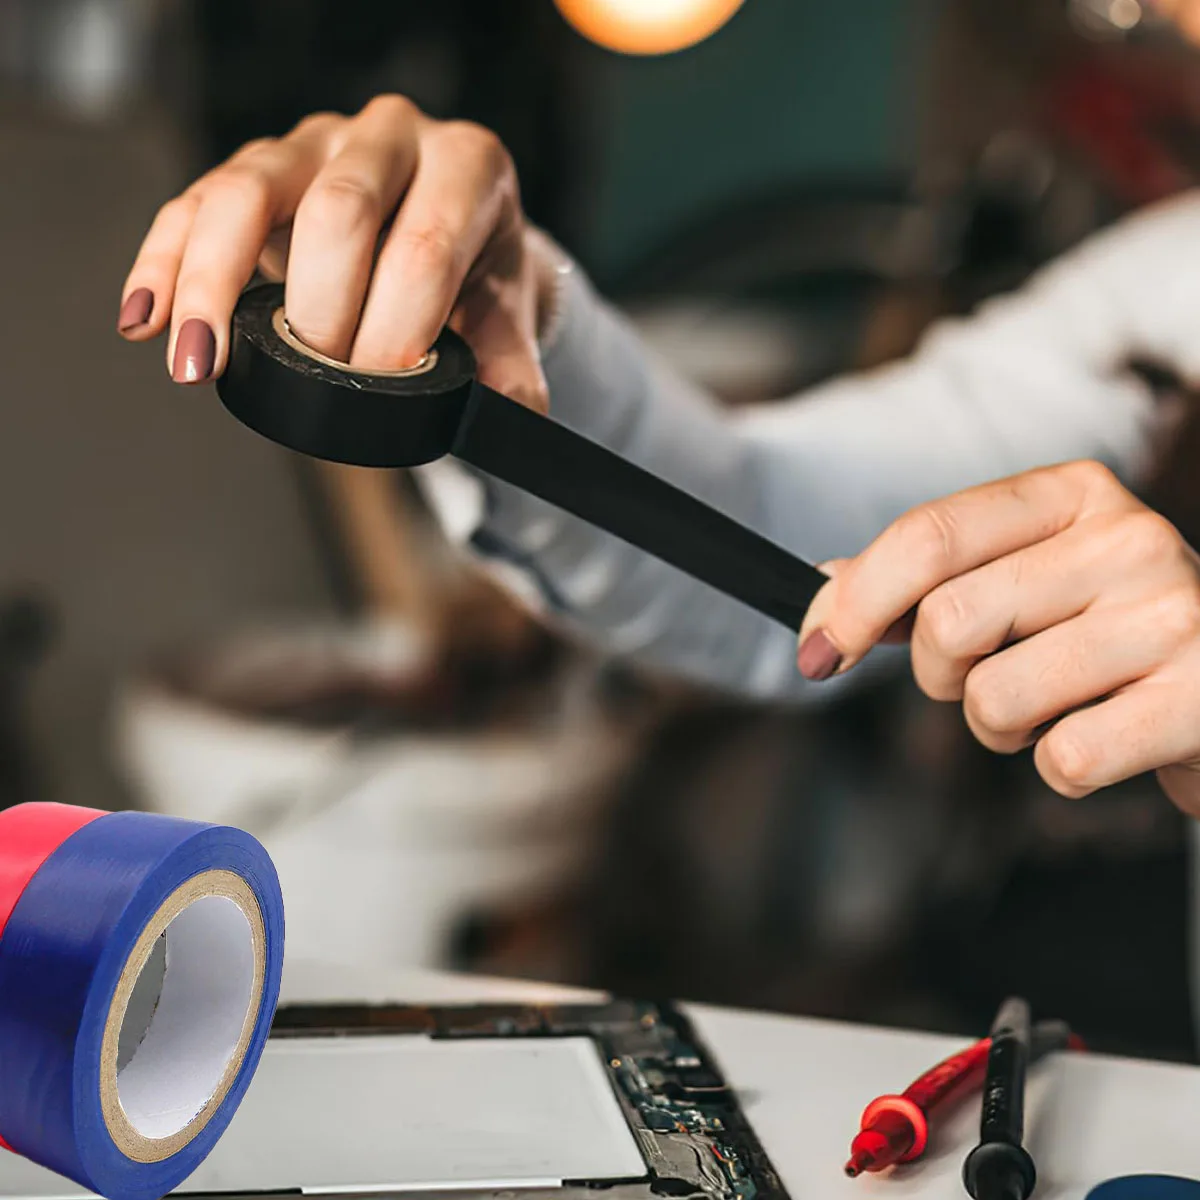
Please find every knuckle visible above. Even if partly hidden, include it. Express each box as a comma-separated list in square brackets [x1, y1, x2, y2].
[916, 582, 975, 659]
[293, 110, 344, 137]
[962, 663, 1018, 734]
[1066, 458, 1121, 497]
[158, 192, 200, 226]
[233, 137, 277, 160]
[441, 119, 498, 151]
[899, 504, 959, 579]
[1039, 727, 1096, 797]
[393, 224, 461, 273]
[361, 93, 421, 124]
[441, 120, 512, 173]
[301, 175, 383, 233]
[211, 164, 273, 212]
[1152, 584, 1200, 645]
[909, 650, 963, 703]
[974, 727, 1023, 755]
[1123, 509, 1184, 564]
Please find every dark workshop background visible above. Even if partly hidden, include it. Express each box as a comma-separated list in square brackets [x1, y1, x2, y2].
[1, 0, 1198, 1062]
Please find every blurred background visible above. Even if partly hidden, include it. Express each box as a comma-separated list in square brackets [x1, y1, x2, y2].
[2, 0, 1200, 1062]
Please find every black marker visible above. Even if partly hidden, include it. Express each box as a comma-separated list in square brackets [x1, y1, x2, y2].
[963, 997, 1037, 1200]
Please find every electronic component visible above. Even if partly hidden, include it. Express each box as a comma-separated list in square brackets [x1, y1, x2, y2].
[270, 1000, 789, 1200]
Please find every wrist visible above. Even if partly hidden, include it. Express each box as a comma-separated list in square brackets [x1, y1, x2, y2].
[524, 225, 573, 353]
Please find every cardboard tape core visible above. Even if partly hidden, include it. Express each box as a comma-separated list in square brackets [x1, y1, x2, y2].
[271, 307, 439, 379]
[100, 870, 266, 1164]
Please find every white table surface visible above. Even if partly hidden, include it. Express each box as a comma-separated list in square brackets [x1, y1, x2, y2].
[277, 958, 1200, 1200]
[1, 957, 1195, 1200]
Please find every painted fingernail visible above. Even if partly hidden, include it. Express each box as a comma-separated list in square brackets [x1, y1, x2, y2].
[797, 629, 843, 681]
[172, 318, 216, 383]
[117, 287, 154, 333]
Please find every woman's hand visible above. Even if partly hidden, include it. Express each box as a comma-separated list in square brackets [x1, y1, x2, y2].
[1153, 0, 1200, 44]
[117, 96, 561, 412]
[797, 461, 1200, 816]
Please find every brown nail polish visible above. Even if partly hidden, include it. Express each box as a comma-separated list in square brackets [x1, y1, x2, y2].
[117, 287, 154, 332]
[797, 629, 842, 681]
[172, 319, 216, 383]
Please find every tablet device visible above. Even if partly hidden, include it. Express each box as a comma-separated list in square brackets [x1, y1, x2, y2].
[0, 1001, 787, 1200]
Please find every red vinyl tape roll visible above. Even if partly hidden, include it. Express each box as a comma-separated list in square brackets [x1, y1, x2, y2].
[0, 803, 105, 1150]
[0, 802, 105, 935]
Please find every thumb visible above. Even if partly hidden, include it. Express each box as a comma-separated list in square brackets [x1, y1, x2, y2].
[795, 560, 846, 682]
[796, 558, 915, 682]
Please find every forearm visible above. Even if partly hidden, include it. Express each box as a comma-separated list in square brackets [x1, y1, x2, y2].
[421, 197, 1197, 701]
[420, 264, 836, 700]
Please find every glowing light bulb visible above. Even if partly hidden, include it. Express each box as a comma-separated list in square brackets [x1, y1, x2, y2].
[554, 0, 747, 55]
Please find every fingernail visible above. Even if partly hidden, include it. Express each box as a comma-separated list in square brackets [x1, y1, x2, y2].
[797, 629, 843, 681]
[172, 318, 216, 383]
[117, 287, 154, 333]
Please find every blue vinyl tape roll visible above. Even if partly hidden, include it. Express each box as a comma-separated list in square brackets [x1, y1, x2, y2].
[0, 809, 284, 1200]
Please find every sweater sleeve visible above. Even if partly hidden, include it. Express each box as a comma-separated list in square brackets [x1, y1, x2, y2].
[417, 192, 1200, 702]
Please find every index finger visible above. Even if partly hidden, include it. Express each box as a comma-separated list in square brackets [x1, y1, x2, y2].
[796, 461, 1133, 677]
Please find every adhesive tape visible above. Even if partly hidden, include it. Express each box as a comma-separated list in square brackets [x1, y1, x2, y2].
[220, 284, 477, 469]
[217, 283, 829, 631]
[0, 802, 284, 1200]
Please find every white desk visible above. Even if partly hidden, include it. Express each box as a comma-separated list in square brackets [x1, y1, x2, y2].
[3, 958, 1198, 1200]
[279, 959, 1200, 1200]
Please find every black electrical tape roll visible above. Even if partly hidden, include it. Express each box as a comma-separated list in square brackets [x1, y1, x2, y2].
[220, 284, 826, 630]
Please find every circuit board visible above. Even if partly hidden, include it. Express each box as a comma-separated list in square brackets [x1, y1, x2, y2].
[271, 1000, 791, 1200]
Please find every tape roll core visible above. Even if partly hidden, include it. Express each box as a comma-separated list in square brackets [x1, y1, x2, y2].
[99, 869, 266, 1164]
[270, 308, 438, 379]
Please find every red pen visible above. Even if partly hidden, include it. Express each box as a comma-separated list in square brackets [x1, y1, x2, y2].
[845, 1018, 1081, 1178]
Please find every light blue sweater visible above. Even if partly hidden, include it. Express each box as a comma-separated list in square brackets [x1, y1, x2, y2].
[419, 192, 1200, 1009]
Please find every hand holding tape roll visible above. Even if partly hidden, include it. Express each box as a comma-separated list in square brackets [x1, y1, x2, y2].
[0, 802, 284, 1200]
[217, 285, 827, 632]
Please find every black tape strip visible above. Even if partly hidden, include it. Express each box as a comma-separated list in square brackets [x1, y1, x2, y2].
[219, 284, 826, 630]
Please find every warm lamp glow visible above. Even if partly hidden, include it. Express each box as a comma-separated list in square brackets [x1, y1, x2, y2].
[554, 0, 747, 55]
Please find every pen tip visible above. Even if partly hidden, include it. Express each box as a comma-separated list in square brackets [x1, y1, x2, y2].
[844, 1152, 873, 1178]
